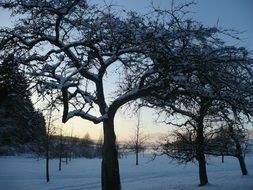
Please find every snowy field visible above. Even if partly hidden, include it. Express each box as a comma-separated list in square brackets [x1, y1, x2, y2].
[0, 154, 253, 190]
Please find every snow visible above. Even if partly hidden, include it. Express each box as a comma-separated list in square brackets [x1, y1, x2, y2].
[0, 154, 252, 190]
[66, 110, 107, 124]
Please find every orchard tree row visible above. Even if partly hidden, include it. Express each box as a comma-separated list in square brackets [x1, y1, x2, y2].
[1, 0, 253, 189]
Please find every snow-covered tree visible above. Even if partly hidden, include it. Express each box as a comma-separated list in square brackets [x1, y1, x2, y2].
[0, 1, 170, 189]
[1, 1, 253, 188]
[141, 16, 253, 185]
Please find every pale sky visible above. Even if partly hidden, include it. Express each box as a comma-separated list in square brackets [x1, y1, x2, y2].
[1, 0, 252, 141]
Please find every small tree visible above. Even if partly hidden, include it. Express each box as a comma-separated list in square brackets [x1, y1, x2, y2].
[68, 129, 74, 161]
[58, 127, 63, 171]
[209, 117, 249, 175]
[44, 105, 57, 182]
[207, 127, 232, 163]
[124, 110, 149, 165]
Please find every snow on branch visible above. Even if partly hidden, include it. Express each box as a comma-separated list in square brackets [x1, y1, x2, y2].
[66, 109, 108, 124]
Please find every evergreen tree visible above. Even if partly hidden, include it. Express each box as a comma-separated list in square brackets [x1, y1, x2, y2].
[0, 55, 46, 154]
[0, 54, 29, 101]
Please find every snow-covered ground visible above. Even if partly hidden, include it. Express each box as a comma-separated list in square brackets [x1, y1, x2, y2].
[0, 154, 252, 190]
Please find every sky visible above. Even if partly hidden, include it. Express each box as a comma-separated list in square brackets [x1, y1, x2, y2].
[0, 0, 253, 141]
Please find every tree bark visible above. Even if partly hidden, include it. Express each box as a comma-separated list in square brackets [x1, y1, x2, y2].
[197, 151, 208, 186]
[237, 155, 248, 175]
[136, 148, 139, 166]
[228, 124, 248, 175]
[196, 116, 208, 186]
[59, 132, 62, 171]
[45, 129, 50, 182]
[46, 138, 49, 182]
[136, 111, 140, 166]
[101, 117, 121, 190]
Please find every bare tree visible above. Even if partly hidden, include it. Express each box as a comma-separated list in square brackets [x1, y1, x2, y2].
[124, 110, 149, 165]
[58, 127, 63, 171]
[218, 115, 249, 175]
[152, 97, 213, 186]
[155, 128, 197, 164]
[143, 31, 253, 185]
[0, 1, 179, 189]
[69, 128, 74, 161]
[1, 1, 253, 189]
[44, 105, 56, 182]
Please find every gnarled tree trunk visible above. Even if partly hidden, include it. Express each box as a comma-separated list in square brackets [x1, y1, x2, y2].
[228, 124, 248, 175]
[197, 151, 208, 186]
[235, 142, 248, 175]
[102, 117, 121, 190]
[196, 114, 208, 186]
[237, 155, 248, 175]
